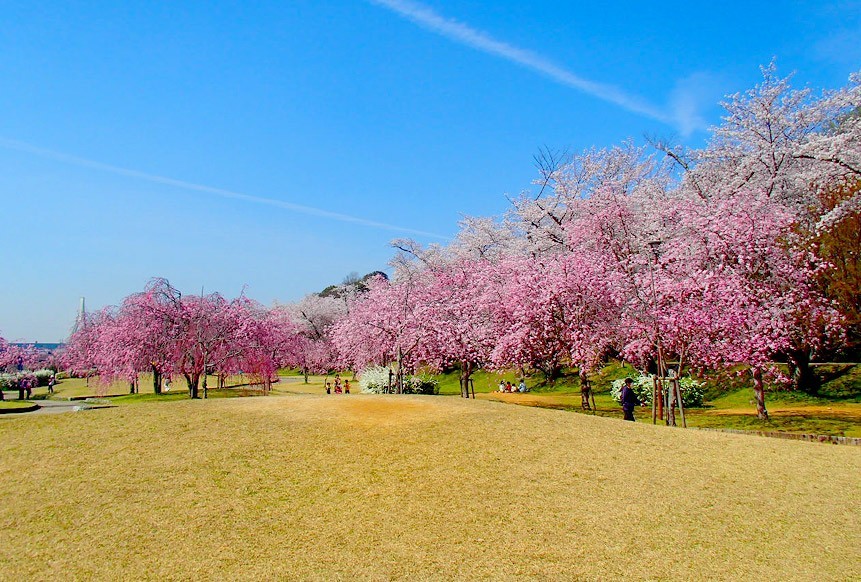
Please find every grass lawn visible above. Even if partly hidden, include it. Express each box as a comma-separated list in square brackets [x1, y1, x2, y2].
[481, 389, 861, 437]
[30, 373, 334, 401]
[0, 394, 858, 579]
[430, 363, 861, 437]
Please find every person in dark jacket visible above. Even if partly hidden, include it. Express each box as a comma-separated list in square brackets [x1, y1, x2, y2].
[620, 377, 642, 421]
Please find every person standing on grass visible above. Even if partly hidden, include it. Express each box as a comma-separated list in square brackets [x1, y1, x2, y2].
[344, 379, 350, 394]
[48, 374, 56, 394]
[620, 377, 642, 421]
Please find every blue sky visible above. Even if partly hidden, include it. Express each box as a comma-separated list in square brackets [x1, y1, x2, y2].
[1, 0, 859, 342]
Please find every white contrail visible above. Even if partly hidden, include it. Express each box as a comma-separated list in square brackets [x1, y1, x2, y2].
[0, 137, 448, 240]
[369, 0, 683, 128]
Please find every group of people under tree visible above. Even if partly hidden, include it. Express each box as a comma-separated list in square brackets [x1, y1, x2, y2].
[497, 379, 527, 393]
[325, 374, 350, 395]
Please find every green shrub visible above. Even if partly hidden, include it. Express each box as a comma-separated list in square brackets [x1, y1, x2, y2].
[34, 369, 54, 386]
[611, 375, 704, 408]
[404, 374, 439, 395]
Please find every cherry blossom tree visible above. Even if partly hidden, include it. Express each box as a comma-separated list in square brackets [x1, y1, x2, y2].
[0, 335, 24, 373]
[286, 292, 349, 382]
[333, 274, 425, 388]
[63, 278, 304, 398]
[225, 301, 299, 393]
[486, 254, 622, 386]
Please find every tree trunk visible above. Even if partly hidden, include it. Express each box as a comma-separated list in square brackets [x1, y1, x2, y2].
[185, 373, 200, 399]
[303, 367, 309, 384]
[787, 350, 819, 395]
[152, 366, 162, 394]
[541, 362, 561, 384]
[460, 361, 474, 398]
[579, 369, 592, 410]
[129, 380, 136, 394]
[396, 347, 404, 394]
[751, 366, 768, 420]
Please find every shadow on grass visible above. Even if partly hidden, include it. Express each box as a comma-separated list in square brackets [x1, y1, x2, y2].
[110, 387, 268, 404]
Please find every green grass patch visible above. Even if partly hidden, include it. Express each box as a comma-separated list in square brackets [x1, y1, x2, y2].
[815, 363, 861, 400]
[0, 400, 36, 410]
[455, 361, 861, 438]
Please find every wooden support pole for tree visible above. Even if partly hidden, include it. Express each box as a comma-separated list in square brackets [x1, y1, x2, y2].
[675, 378, 687, 428]
[651, 376, 657, 424]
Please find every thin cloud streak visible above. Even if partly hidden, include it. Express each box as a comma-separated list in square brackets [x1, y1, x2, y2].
[0, 138, 448, 240]
[369, 0, 687, 129]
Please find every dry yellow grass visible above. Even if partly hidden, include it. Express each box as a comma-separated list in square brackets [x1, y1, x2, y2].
[1, 394, 859, 580]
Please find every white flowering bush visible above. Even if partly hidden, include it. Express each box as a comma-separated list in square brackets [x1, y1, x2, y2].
[0, 369, 56, 389]
[611, 374, 704, 407]
[0, 373, 15, 391]
[404, 374, 439, 395]
[358, 366, 439, 395]
[0, 372, 39, 392]
[358, 366, 392, 393]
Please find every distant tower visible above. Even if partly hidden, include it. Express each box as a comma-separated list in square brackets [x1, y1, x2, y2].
[71, 297, 86, 335]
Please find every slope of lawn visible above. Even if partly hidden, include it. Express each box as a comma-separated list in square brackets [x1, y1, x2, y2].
[484, 388, 861, 437]
[1, 394, 858, 580]
[438, 363, 861, 437]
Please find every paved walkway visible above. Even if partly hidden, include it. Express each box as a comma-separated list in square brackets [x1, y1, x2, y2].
[0, 394, 105, 416]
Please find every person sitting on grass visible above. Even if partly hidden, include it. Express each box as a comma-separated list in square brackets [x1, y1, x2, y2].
[498, 380, 506, 392]
[518, 380, 527, 393]
[505, 381, 513, 392]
